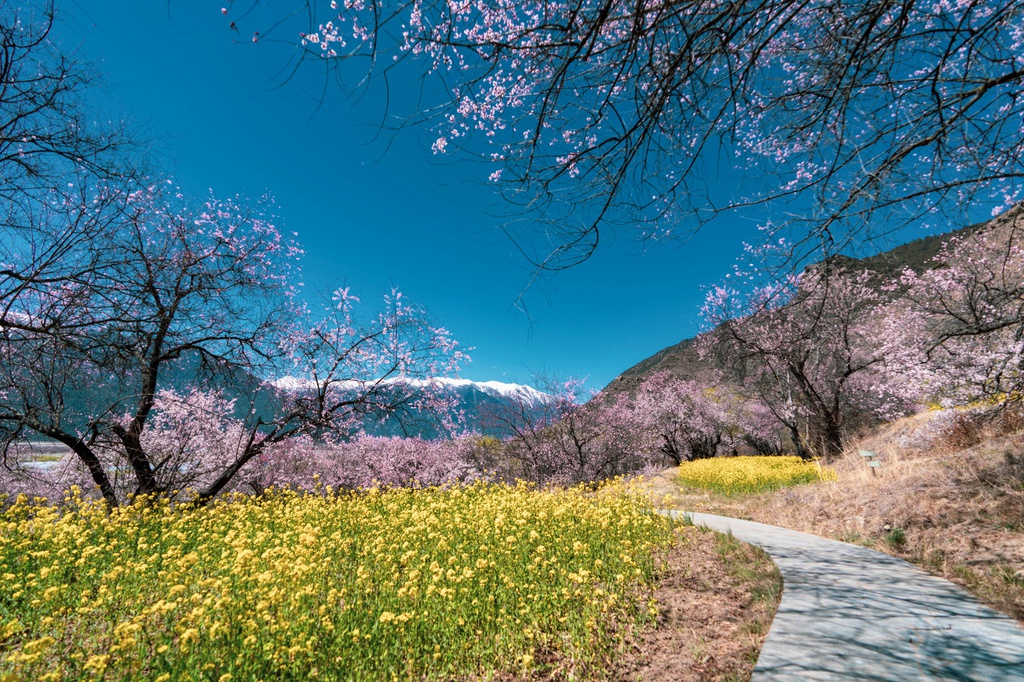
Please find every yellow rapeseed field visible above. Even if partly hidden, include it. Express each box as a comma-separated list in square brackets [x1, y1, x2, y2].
[0, 481, 674, 681]
[677, 455, 836, 494]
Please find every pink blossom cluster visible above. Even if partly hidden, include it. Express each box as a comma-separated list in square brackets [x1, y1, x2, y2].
[623, 371, 782, 464]
[0, 416, 484, 504]
[247, 434, 483, 491]
[703, 257, 916, 458]
[241, 0, 1024, 249]
[880, 205, 1024, 406]
[698, 204, 1024, 457]
[0, 180, 468, 507]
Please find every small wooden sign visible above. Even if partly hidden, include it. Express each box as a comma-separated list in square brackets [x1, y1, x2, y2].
[858, 449, 877, 458]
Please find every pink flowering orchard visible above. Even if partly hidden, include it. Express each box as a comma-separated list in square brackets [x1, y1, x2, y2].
[626, 371, 781, 464]
[478, 377, 651, 484]
[882, 205, 1024, 406]
[0, 182, 467, 506]
[694, 204, 1024, 457]
[703, 262, 912, 459]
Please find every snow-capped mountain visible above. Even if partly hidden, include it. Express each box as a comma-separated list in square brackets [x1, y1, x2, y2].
[273, 376, 549, 406]
[404, 378, 553, 411]
[444, 379, 550, 408]
[270, 376, 551, 436]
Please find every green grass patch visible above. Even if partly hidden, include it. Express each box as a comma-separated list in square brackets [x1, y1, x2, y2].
[712, 532, 782, 610]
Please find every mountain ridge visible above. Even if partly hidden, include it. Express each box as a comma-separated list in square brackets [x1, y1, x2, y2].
[603, 218, 990, 395]
[271, 376, 550, 408]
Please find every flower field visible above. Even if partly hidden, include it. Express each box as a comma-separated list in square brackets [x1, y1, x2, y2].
[0, 482, 674, 681]
[676, 456, 836, 494]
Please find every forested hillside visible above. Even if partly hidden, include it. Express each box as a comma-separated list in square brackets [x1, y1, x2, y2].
[606, 218, 989, 394]
[602, 206, 1024, 461]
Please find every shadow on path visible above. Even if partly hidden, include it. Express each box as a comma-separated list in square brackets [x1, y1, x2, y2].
[670, 512, 1024, 681]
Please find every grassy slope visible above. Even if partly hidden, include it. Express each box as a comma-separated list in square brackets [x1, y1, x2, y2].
[658, 409, 1024, 623]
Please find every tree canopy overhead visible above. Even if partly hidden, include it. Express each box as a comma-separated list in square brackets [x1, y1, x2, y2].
[238, 0, 1024, 268]
[1, 1, 139, 214]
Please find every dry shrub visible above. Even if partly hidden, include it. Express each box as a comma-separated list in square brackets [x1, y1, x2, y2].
[986, 440, 1024, 489]
[941, 401, 1024, 451]
[994, 402, 1024, 435]
[945, 411, 986, 449]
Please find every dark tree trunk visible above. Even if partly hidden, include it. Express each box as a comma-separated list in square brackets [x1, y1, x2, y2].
[54, 435, 119, 508]
[659, 433, 682, 466]
[817, 417, 845, 461]
[787, 423, 812, 461]
[25, 421, 120, 508]
[687, 432, 721, 460]
[70, 442, 119, 508]
[112, 425, 159, 496]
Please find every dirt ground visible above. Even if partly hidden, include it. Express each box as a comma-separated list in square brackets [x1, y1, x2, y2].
[612, 526, 780, 682]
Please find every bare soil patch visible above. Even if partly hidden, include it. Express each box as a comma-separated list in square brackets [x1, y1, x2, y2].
[611, 525, 781, 682]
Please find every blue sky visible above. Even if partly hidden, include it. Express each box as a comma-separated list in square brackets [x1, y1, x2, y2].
[61, 1, 904, 391]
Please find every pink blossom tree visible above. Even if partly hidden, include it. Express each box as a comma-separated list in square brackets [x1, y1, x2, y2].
[2, 399, 481, 502]
[231, 0, 1024, 271]
[10, 388, 257, 503]
[703, 263, 911, 458]
[626, 371, 781, 465]
[479, 378, 649, 484]
[313, 434, 481, 490]
[196, 431, 482, 494]
[0, 182, 466, 506]
[883, 204, 1024, 406]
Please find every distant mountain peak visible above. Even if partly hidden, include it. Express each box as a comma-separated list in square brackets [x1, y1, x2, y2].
[428, 378, 551, 406]
[268, 376, 551, 437]
[270, 376, 551, 407]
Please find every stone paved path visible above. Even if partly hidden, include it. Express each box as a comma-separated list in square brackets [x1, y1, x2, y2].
[671, 511, 1024, 681]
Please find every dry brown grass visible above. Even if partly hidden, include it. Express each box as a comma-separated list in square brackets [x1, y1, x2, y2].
[657, 408, 1024, 623]
[613, 526, 781, 682]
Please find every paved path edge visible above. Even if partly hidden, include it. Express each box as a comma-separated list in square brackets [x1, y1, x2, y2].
[663, 510, 1024, 681]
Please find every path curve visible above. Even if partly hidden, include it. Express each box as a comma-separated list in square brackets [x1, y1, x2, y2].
[670, 511, 1024, 681]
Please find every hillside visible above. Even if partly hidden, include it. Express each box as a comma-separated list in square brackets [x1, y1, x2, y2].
[603, 217, 989, 396]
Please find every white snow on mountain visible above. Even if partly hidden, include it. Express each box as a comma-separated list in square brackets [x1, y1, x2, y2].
[270, 376, 551, 406]
[431, 378, 551, 406]
[270, 375, 319, 391]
